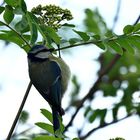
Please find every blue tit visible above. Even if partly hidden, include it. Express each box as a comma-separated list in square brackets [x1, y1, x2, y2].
[27, 45, 70, 132]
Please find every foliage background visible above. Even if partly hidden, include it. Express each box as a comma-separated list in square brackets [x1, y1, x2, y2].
[0, 0, 140, 140]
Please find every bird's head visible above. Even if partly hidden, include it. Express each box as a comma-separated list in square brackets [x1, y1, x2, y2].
[28, 45, 51, 61]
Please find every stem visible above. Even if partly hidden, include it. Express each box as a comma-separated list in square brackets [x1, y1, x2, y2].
[65, 54, 121, 132]
[0, 21, 31, 48]
[6, 81, 32, 140]
[112, 0, 121, 30]
[79, 113, 133, 140]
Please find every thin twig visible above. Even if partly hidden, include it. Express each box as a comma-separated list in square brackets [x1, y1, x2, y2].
[112, 0, 121, 31]
[79, 113, 133, 140]
[0, 21, 31, 48]
[6, 81, 32, 140]
[64, 54, 121, 132]
[133, 14, 140, 25]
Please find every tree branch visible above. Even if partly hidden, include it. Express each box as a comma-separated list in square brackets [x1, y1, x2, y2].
[112, 0, 122, 31]
[133, 14, 140, 25]
[0, 21, 31, 48]
[6, 81, 32, 140]
[79, 113, 133, 140]
[64, 54, 121, 132]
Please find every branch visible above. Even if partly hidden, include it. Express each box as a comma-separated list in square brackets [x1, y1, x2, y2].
[64, 54, 121, 132]
[112, 0, 122, 30]
[6, 81, 32, 140]
[133, 14, 140, 25]
[79, 113, 133, 140]
[64, 13, 140, 132]
[0, 21, 31, 48]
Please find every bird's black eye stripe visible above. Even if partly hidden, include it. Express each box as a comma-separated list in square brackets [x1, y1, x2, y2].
[34, 49, 50, 55]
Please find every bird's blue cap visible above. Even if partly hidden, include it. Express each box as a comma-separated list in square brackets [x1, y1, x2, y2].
[29, 45, 49, 54]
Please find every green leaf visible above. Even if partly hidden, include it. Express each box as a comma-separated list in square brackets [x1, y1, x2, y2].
[112, 106, 119, 121]
[88, 110, 98, 123]
[115, 37, 135, 54]
[94, 42, 106, 50]
[36, 122, 54, 134]
[26, 12, 38, 44]
[133, 23, 140, 32]
[99, 109, 107, 125]
[123, 25, 134, 34]
[26, 12, 48, 41]
[72, 138, 80, 140]
[19, 0, 27, 13]
[0, 6, 4, 14]
[0, 21, 6, 26]
[0, 33, 24, 46]
[92, 35, 101, 40]
[84, 8, 107, 35]
[40, 109, 53, 123]
[106, 40, 123, 55]
[127, 36, 140, 49]
[62, 23, 75, 28]
[14, 6, 25, 15]
[73, 29, 90, 41]
[19, 110, 29, 124]
[69, 38, 81, 45]
[21, 44, 31, 52]
[15, 15, 29, 33]
[84, 106, 92, 117]
[3, 5, 14, 24]
[40, 25, 61, 44]
[33, 135, 62, 140]
[5, 0, 18, 7]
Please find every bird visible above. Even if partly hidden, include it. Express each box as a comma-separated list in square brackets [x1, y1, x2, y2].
[27, 45, 71, 133]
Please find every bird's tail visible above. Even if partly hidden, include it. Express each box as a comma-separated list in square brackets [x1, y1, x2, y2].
[52, 106, 60, 132]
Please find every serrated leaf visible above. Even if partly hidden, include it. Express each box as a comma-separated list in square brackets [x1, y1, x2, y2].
[36, 122, 54, 134]
[105, 30, 114, 38]
[72, 138, 80, 140]
[99, 109, 107, 125]
[3, 5, 14, 24]
[0, 6, 4, 14]
[62, 23, 75, 28]
[5, 0, 18, 7]
[33, 135, 61, 140]
[115, 37, 135, 54]
[123, 25, 134, 34]
[94, 42, 106, 50]
[112, 107, 118, 121]
[40, 25, 61, 44]
[69, 38, 81, 45]
[84, 106, 91, 117]
[26, 12, 46, 39]
[19, 0, 27, 13]
[127, 36, 140, 49]
[106, 40, 123, 55]
[21, 44, 31, 52]
[92, 35, 101, 40]
[15, 15, 29, 33]
[88, 110, 98, 123]
[41, 109, 53, 123]
[13, 6, 25, 15]
[26, 12, 38, 44]
[0, 21, 6, 26]
[0, 33, 24, 46]
[59, 116, 65, 133]
[73, 29, 90, 41]
[133, 23, 140, 32]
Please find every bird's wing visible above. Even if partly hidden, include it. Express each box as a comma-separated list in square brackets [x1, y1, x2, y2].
[29, 58, 63, 113]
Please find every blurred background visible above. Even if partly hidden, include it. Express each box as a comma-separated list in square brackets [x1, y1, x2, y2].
[0, 0, 140, 140]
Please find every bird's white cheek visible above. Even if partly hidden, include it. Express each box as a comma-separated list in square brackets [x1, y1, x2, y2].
[35, 52, 49, 59]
